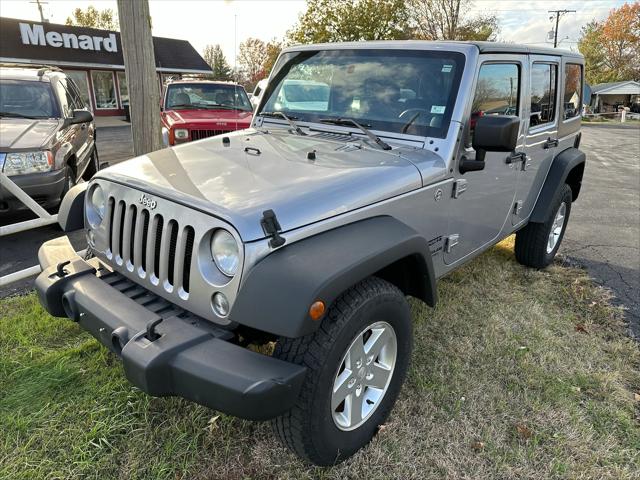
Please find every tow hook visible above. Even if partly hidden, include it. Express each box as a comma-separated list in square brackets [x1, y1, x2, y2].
[54, 260, 71, 278]
[145, 318, 163, 341]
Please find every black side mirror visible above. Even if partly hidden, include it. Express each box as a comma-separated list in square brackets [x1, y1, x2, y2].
[65, 109, 93, 126]
[472, 115, 520, 160]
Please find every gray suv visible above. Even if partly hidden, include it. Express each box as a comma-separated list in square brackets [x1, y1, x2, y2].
[0, 65, 97, 214]
[36, 42, 586, 465]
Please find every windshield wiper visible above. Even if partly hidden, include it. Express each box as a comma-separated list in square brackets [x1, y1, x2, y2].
[319, 117, 391, 150]
[0, 111, 37, 119]
[169, 103, 200, 109]
[261, 111, 306, 136]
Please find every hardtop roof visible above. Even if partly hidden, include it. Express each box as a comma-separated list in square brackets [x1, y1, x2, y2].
[282, 40, 583, 59]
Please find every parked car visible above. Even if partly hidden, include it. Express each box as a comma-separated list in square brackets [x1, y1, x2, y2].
[36, 42, 586, 466]
[273, 79, 330, 112]
[0, 65, 97, 214]
[161, 80, 252, 146]
[250, 78, 267, 110]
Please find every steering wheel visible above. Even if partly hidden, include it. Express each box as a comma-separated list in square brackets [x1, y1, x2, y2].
[398, 107, 431, 119]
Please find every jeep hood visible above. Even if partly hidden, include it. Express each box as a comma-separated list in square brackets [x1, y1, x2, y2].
[163, 109, 252, 126]
[98, 129, 444, 241]
[0, 118, 60, 149]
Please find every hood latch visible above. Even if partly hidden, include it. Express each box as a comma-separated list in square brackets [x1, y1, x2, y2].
[261, 209, 286, 248]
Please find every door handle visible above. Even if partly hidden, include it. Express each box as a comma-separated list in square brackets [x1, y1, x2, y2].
[506, 152, 526, 164]
[543, 137, 558, 149]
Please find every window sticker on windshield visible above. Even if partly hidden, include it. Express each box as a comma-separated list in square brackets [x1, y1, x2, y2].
[441, 65, 453, 73]
[431, 105, 446, 114]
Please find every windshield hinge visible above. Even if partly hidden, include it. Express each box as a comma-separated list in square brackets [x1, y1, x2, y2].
[261, 209, 286, 248]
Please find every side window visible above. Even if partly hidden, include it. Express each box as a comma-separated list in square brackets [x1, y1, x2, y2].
[470, 63, 520, 136]
[563, 63, 582, 120]
[530, 63, 557, 128]
[54, 80, 73, 117]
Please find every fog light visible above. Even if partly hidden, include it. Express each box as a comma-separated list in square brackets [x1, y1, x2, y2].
[212, 292, 229, 317]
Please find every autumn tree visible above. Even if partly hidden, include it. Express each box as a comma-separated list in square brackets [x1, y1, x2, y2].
[287, 0, 410, 43]
[238, 38, 267, 90]
[408, 0, 499, 41]
[578, 2, 640, 84]
[66, 6, 118, 30]
[264, 40, 283, 76]
[203, 44, 232, 81]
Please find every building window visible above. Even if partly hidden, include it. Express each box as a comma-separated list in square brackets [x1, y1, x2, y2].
[563, 64, 582, 120]
[117, 71, 128, 107]
[530, 63, 558, 128]
[91, 71, 117, 109]
[64, 70, 92, 110]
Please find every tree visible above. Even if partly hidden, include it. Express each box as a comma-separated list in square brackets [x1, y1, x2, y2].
[203, 44, 232, 81]
[578, 2, 640, 84]
[287, 0, 410, 44]
[408, 0, 499, 41]
[264, 39, 283, 76]
[238, 38, 267, 90]
[66, 6, 118, 30]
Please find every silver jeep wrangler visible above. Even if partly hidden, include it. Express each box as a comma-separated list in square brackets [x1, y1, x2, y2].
[36, 41, 586, 465]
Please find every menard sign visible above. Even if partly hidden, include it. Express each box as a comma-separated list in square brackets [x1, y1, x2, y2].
[19, 22, 118, 52]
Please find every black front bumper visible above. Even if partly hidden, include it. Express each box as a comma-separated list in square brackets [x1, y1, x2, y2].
[35, 237, 306, 420]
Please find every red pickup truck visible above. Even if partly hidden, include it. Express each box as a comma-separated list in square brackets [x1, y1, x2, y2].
[161, 80, 253, 146]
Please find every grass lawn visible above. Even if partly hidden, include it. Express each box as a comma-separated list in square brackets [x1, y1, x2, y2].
[1, 239, 639, 479]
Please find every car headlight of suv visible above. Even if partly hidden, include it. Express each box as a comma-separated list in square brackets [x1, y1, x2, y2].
[86, 183, 106, 227]
[1, 151, 53, 175]
[174, 128, 189, 140]
[211, 229, 240, 277]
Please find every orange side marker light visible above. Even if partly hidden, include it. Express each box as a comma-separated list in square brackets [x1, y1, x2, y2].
[309, 301, 325, 321]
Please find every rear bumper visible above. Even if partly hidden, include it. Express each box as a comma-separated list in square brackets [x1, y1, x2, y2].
[0, 168, 66, 212]
[35, 236, 306, 420]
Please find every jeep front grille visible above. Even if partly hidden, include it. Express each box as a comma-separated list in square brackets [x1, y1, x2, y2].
[190, 129, 229, 141]
[106, 196, 194, 295]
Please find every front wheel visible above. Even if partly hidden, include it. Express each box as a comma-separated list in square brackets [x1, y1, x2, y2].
[272, 277, 412, 465]
[515, 183, 572, 268]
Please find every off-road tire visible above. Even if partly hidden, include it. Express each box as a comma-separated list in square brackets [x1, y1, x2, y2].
[515, 183, 572, 268]
[81, 147, 99, 181]
[271, 277, 412, 466]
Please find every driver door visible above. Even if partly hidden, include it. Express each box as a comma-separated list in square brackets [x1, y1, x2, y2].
[444, 56, 526, 265]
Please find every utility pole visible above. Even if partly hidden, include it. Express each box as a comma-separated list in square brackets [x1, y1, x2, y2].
[548, 9, 576, 48]
[30, 0, 48, 23]
[116, 0, 163, 156]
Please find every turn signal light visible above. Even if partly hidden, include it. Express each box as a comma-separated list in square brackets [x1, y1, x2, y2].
[309, 301, 325, 321]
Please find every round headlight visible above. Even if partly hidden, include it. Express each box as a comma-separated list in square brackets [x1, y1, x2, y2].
[211, 229, 239, 276]
[90, 185, 106, 218]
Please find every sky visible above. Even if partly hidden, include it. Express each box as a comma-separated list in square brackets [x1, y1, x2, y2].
[0, 0, 630, 64]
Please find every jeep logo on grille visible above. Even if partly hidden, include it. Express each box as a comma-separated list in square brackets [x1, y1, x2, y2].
[139, 194, 157, 210]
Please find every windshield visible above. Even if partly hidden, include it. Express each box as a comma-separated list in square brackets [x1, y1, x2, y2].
[0, 80, 60, 119]
[261, 49, 465, 138]
[165, 83, 252, 111]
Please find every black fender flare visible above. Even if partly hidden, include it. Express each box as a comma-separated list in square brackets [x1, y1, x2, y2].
[530, 147, 585, 224]
[58, 182, 87, 232]
[229, 216, 437, 338]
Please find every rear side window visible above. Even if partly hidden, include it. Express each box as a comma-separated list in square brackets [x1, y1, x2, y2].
[563, 64, 582, 120]
[470, 63, 520, 135]
[530, 63, 557, 128]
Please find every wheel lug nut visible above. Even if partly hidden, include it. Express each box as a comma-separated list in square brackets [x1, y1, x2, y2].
[366, 355, 373, 365]
[348, 378, 356, 388]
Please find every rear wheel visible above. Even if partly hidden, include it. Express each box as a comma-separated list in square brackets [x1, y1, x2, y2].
[271, 277, 412, 465]
[515, 183, 572, 268]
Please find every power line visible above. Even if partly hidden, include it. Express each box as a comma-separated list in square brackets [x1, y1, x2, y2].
[548, 9, 576, 47]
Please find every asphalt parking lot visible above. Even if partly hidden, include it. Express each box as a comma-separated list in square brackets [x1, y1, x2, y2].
[1, 123, 639, 336]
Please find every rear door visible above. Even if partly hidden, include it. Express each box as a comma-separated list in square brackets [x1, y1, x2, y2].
[445, 56, 525, 265]
[512, 56, 560, 226]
